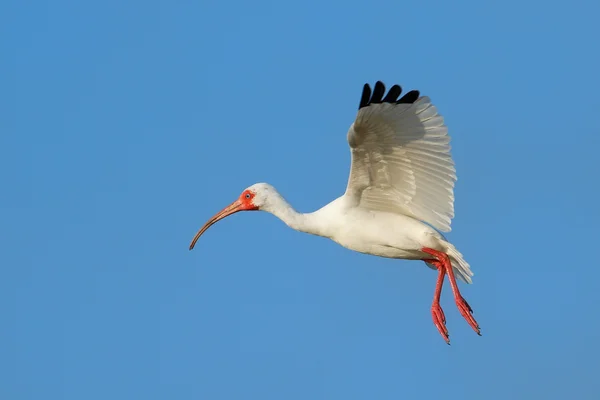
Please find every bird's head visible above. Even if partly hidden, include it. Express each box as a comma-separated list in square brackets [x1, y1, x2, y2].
[188, 183, 279, 250]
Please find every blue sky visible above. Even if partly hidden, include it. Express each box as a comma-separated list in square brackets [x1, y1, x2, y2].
[3, 0, 600, 399]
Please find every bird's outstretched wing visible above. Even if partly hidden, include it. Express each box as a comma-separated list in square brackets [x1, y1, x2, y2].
[344, 81, 456, 232]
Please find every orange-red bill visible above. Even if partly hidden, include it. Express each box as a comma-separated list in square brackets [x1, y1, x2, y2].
[189, 200, 243, 250]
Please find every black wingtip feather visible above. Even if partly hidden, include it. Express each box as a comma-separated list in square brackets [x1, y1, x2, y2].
[370, 81, 386, 104]
[383, 84, 402, 102]
[397, 90, 420, 104]
[358, 81, 419, 110]
[359, 83, 372, 109]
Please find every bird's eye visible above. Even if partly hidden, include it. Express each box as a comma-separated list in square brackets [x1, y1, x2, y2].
[245, 193, 251, 199]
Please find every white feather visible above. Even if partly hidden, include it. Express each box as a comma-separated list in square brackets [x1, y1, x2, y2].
[345, 96, 456, 232]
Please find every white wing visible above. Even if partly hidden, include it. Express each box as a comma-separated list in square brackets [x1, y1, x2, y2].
[345, 81, 456, 232]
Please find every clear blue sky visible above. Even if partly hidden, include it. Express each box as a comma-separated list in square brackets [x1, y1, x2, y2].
[3, 0, 599, 399]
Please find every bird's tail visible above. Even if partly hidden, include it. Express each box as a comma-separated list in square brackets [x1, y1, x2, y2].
[444, 242, 473, 284]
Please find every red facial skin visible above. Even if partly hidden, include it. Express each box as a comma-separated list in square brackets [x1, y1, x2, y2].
[238, 190, 259, 211]
[189, 189, 258, 250]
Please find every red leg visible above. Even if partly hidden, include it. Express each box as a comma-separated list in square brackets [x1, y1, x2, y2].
[425, 259, 449, 344]
[422, 248, 481, 337]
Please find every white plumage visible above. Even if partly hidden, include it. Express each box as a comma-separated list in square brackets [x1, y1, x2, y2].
[346, 94, 455, 232]
[189, 81, 480, 344]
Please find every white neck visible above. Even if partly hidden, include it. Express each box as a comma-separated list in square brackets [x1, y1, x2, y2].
[261, 191, 330, 238]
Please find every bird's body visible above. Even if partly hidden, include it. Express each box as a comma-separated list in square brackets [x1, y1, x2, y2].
[262, 190, 441, 259]
[324, 205, 440, 261]
[245, 185, 473, 283]
[189, 81, 480, 343]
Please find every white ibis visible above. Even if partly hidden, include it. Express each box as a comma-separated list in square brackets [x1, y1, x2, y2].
[190, 81, 480, 344]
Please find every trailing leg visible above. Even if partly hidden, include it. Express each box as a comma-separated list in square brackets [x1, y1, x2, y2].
[422, 247, 481, 337]
[425, 258, 449, 344]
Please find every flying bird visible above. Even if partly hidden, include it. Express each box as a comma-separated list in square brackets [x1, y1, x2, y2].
[189, 81, 480, 344]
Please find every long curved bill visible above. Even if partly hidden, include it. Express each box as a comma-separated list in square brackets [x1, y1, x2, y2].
[189, 200, 243, 250]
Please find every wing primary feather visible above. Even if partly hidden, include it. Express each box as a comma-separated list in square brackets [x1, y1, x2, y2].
[397, 90, 420, 104]
[370, 81, 386, 104]
[383, 84, 402, 103]
[359, 82, 407, 108]
[359, 83, 372, 109]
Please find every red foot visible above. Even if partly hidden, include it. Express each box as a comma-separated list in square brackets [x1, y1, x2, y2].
[455, 295, 480, 335]
[422, 249, 481, 342]
[431, 302, 449, 344]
